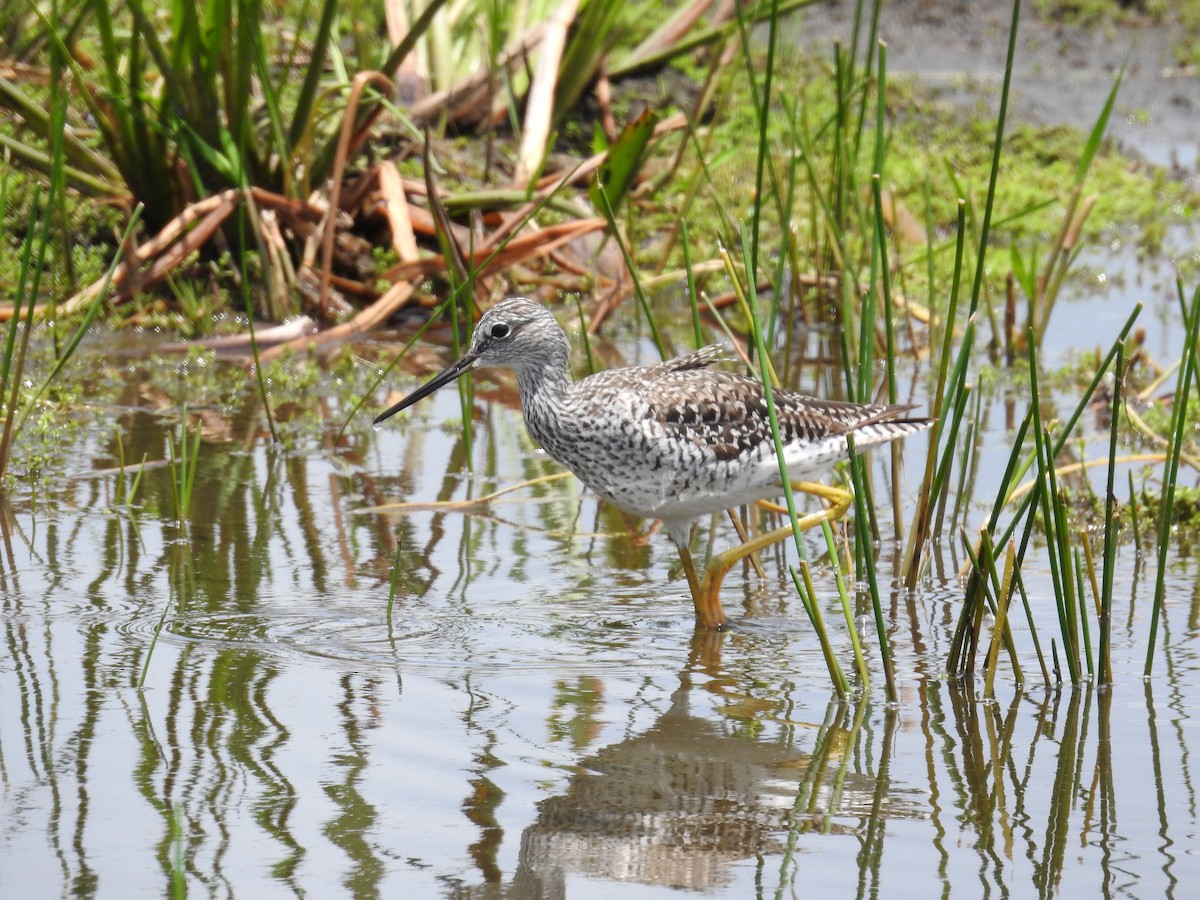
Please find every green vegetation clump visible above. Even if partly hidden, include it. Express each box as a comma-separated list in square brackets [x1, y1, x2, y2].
[637, 47, 1196, 307]
[1035, 0, 1200, 65]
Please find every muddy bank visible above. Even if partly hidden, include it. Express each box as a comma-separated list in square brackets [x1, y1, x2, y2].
[794, 0, 1199, 173]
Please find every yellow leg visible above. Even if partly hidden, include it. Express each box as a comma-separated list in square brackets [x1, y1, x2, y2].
[696, 481, 853, 606]
[677, 543, 728, 630]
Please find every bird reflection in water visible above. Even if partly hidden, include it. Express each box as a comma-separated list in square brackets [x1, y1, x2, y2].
[451, 633, 906, 897]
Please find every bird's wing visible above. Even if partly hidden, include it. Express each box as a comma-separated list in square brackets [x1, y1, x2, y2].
[634, 368, 815, 462]
[575, 352, 928, 463]
[641, 367, 925, 462]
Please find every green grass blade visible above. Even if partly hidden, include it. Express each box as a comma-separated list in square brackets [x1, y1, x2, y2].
[681, 220, 704, 350]
[822, 519, 869, 689]
[847, 435, 895, 701]
[1099, 342, 1123, 683]
[593, 179, 665, 358]
[792, 563, 849, 698]
[967, 0, 1021, 317]
[288, 0, 339, 150]
[1147, 286, 1200, 674]
[1076, 56, 1126, 183]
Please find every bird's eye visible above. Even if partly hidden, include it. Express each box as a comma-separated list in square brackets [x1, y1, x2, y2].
[490, 322, 511, 339]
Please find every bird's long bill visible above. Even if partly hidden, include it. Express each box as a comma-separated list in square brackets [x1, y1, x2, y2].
[373, 351, 478, 425]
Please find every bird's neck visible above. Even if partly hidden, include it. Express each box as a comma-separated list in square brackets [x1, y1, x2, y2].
[515, 353, 573, 445]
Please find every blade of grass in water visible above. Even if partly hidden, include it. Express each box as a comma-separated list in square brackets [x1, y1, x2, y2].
[737, 226, 852, 693]
[983, 540, 1017, 696]
[967, 0, 1021, 319]
[902, 202, 968, 586]
[1147, 286, 1200, 675]
[1014, 565, 1050, 684]
[386, 543, 405, 634]
[871, 44, 895, 407]
[423, 131, 477, 462]
[1028, 336, 1079, 684]
[593, 180, 666, 359]
[138, 590, 174, 691]
[238, 190, 278, 443]
[681, 220, 704, 350]
[847, 434, 896, 701]
[1127, 470, 1141, 549]
[1047, 427, 1081, 682]
[729, 0, 797, 304]
[140, 544, 196, 691]
[167, 410, 203, 527]
[792, 563, 849, 698]
[572, 295, 597, 376]
[1075, 546, 1095, 679]
[823, 519, 870, 689]
[1098, 341, 1124, 684]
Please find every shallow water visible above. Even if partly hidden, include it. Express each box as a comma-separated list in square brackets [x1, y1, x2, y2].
[5, 274, 1200, 898]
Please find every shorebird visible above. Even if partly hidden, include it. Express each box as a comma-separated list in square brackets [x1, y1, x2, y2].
[375, 298, 933, 629]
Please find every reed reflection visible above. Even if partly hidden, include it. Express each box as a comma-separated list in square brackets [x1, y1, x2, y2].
[931, 680, 1161, 896]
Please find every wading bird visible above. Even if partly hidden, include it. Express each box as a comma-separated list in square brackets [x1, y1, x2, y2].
[375, 298, 932, 629]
